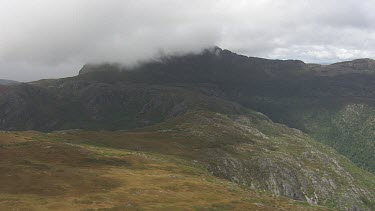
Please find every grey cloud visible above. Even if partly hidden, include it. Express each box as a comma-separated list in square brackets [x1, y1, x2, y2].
[1, 0, 375, 81]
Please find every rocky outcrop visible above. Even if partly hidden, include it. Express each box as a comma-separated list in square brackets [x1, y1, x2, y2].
[308, 58, 375, 76]
[79, 63, 122, 75]
[160, 112, 375, 210]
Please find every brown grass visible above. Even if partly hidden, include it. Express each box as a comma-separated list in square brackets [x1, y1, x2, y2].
[0, 132, 327, 210]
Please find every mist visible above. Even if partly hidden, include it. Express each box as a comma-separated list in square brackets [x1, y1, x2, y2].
[1, 0, 375, 81]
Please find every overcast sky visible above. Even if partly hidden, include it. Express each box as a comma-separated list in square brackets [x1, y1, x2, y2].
[1, 0, 375, 81]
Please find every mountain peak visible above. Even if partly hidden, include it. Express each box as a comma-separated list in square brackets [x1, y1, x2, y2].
[203, 46, 223, 55]
[79, 63, 122, 75]
[78, 47, 307, 79]
[78, 47, 375, 81]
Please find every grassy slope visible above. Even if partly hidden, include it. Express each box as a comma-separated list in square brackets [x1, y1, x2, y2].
[0, 131, 323, 211]
[33, 111, 375, 210]
[296, 103, 375, 173]
[247, 97, 375, 173]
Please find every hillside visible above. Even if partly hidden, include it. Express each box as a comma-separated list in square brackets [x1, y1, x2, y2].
[1, 110, 374, 210]
[0, 81, 246, 131]
[44, 111, 374, 210]
[244, 97, 375, 173]
[0, 85, 7, 93]
[1, 131, 320, 210]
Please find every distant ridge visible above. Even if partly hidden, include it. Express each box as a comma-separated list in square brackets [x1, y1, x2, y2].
[0, 79, 20, 85]
[79, 47, 375, 77]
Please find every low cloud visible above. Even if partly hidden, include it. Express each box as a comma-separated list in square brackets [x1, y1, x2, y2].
[1, 0, 375, 81]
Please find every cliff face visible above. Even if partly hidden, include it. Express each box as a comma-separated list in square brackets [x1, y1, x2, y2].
[0, 79, 246, 131]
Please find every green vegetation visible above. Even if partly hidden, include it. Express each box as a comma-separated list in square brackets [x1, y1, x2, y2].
[30, 111, 375, 210]
[0, 131, 327, 211]
[243, 97, 375, 173]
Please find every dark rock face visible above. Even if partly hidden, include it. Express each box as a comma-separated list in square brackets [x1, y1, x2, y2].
[79, 63, 122, 75]
[0, 78, 244, 131]
[0, 84, 67, 131]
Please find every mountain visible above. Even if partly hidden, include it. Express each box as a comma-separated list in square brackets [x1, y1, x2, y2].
[0, 47, 375, 209]
[76, 48, 375, 173]
[79, 47, 375, 78]
[0, 79, 19, 85]
[36, 47, 375, 172]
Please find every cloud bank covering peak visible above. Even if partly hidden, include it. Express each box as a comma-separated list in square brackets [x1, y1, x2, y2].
[1, 0, 375, 81]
